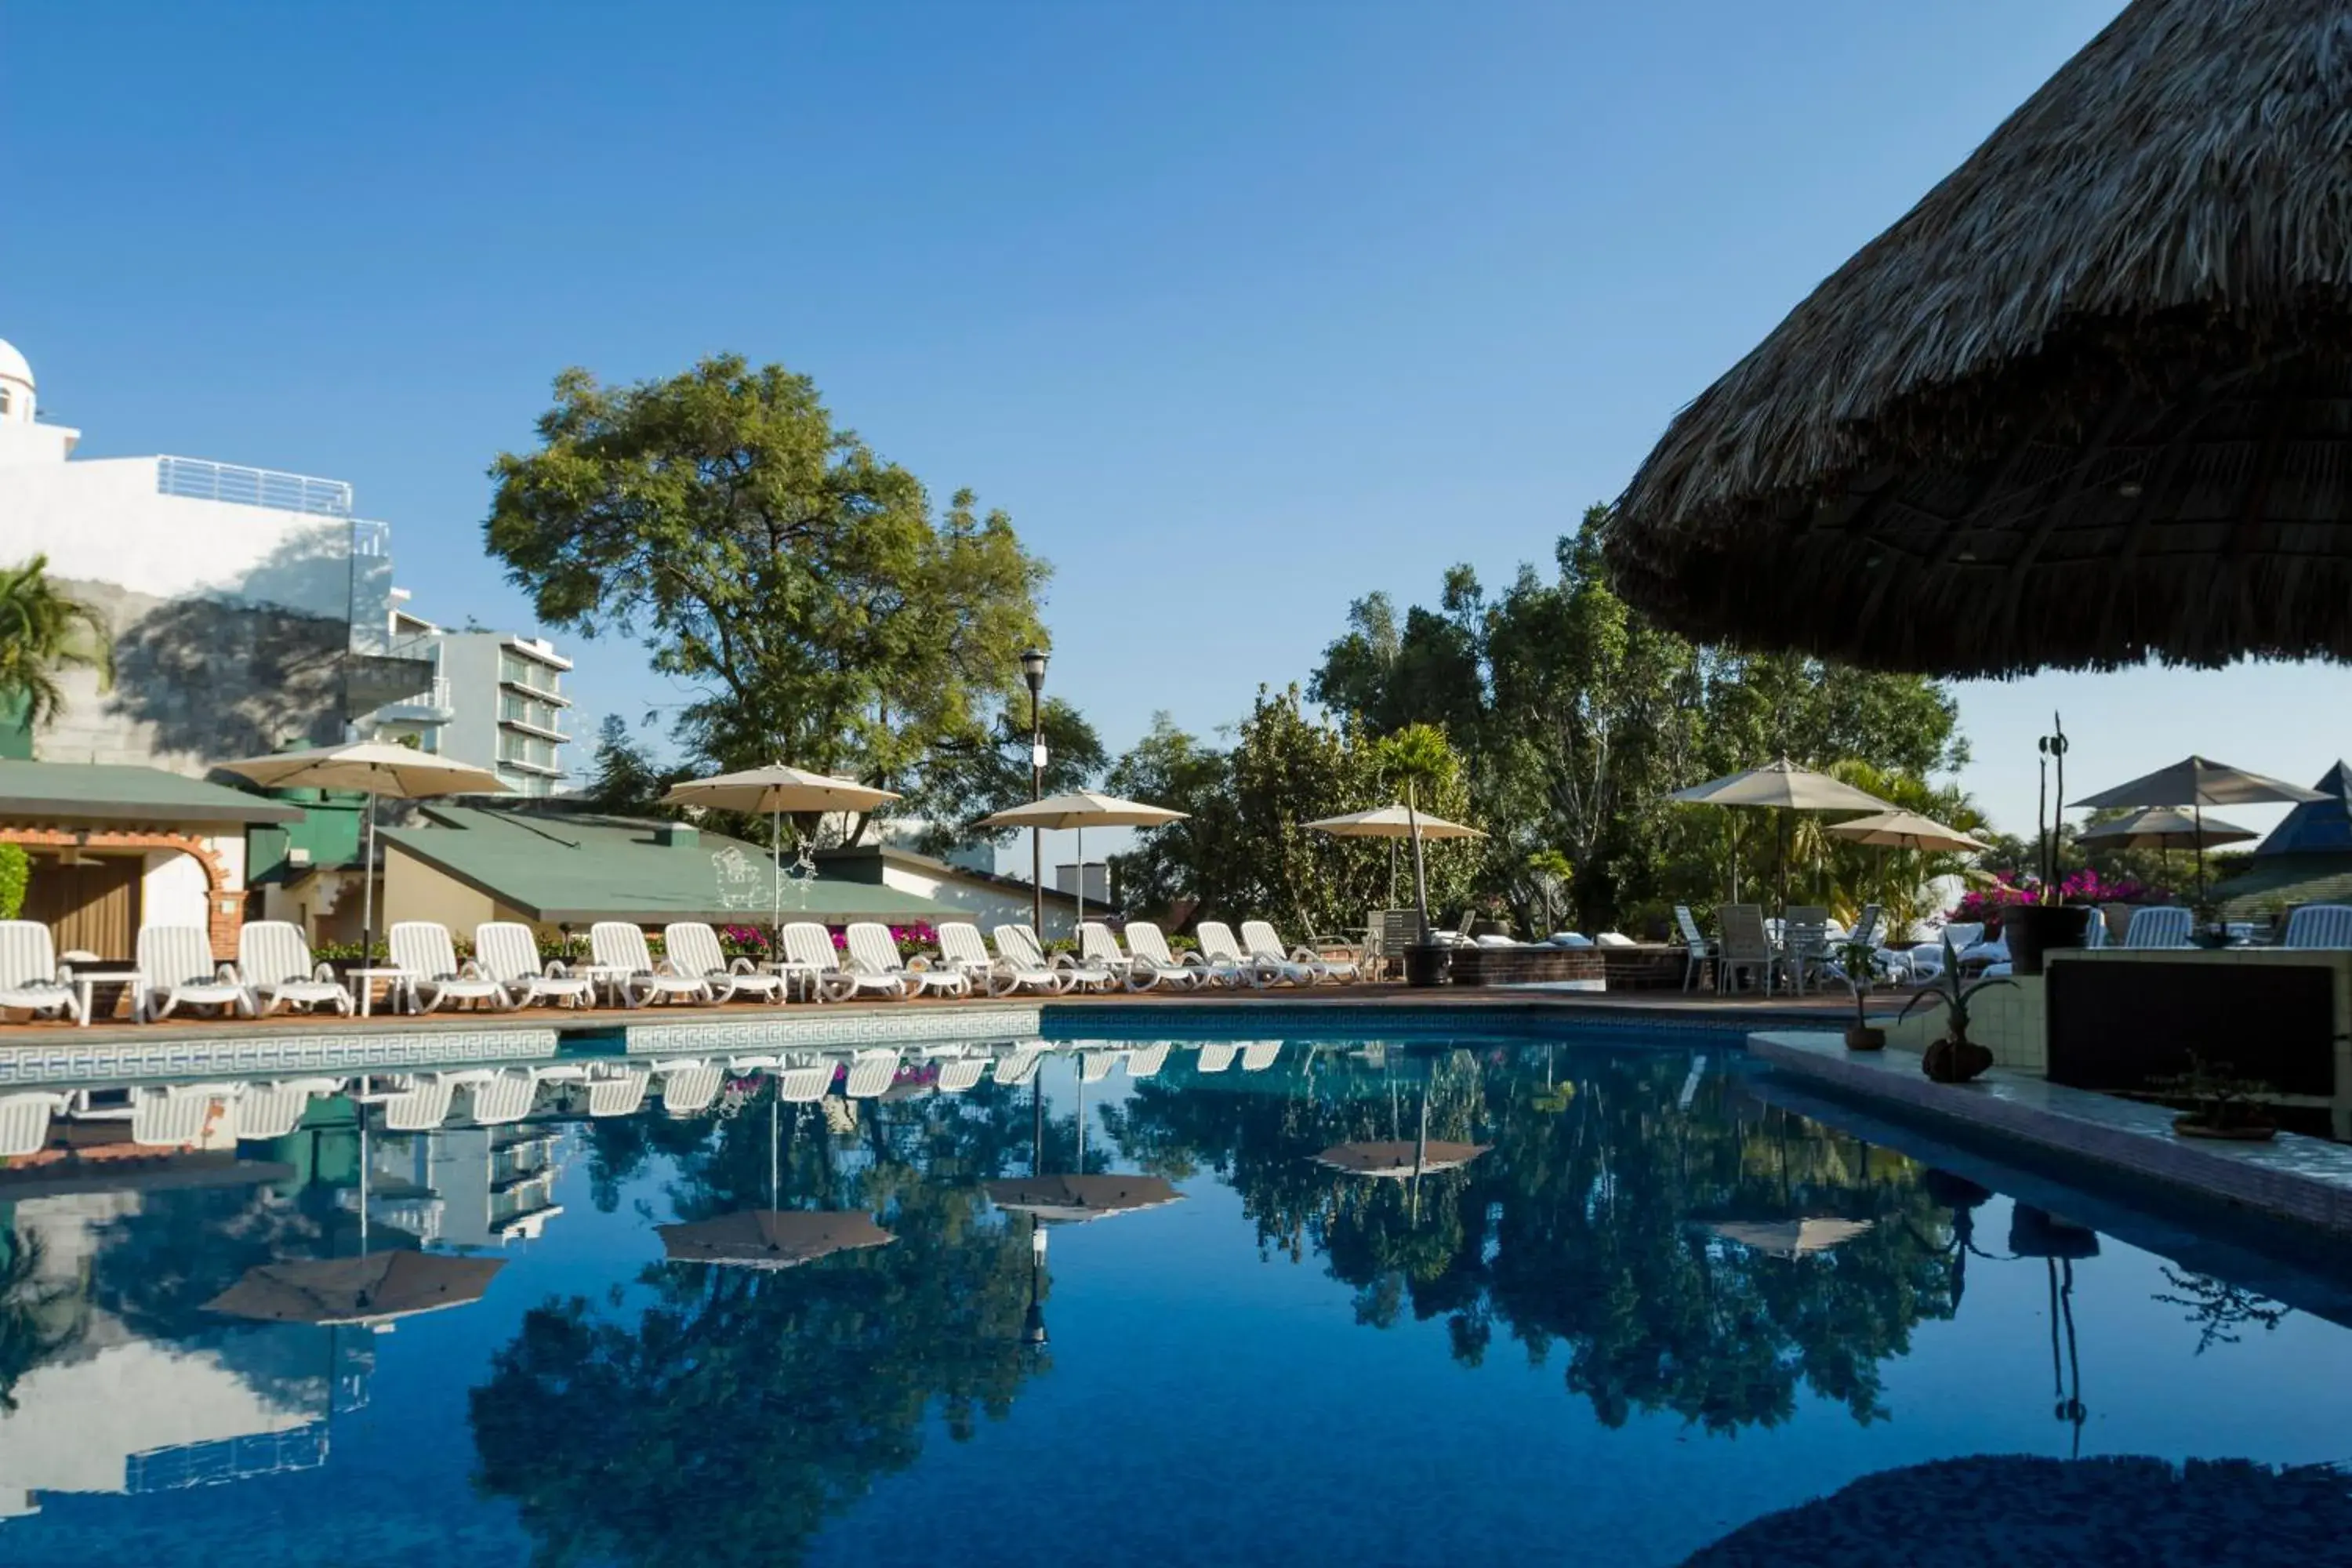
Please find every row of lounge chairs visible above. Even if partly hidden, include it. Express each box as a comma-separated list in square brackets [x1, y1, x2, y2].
[0, 909, 1368, 1027]
[0, 1039, 1296, 1153]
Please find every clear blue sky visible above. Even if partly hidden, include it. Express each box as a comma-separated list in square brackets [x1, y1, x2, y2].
[8, 1, 2347, 840]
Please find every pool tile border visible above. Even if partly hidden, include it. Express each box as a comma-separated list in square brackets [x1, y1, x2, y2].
[0, 1026, 561, 1087]
[1750, 1029, 2352, 1238]
[623, 1004, 1044, 1055]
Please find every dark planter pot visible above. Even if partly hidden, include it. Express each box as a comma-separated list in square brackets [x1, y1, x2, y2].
[2005, 904, 2091, 976]
[2173, 1116, 2278, 1142]
[1922, 1036, 1994, 1083]
[1469, 920, 1512, 940]
[1403, 944, 1453, 988]
[1844, 1025, 1886, 1052]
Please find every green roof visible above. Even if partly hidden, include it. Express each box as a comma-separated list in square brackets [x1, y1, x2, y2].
[0, 760, 301, 826]
[2211, 851, 2352, 918]
[384, 805, 963, 925]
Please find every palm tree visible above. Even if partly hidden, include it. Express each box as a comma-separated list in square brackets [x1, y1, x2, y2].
[0, 554, 111, 729]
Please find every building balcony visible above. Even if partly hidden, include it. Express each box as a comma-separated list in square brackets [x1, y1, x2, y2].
[497, 713, 570, 743]
[376, 677, 456, 724]
[496, 755, 566, 779]
[497, 673, 571, 706]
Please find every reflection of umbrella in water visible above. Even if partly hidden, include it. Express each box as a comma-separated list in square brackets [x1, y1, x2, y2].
[206, 1251, 505, 1328]
[982, 1173, 1181, 1224]
[1315, 1140, 1490, 1178]
[1705, 1218, 1873, 1258]
[2011, 1203, 2099, 1456]
[1682, 1454, 2352, 1566]
[657, 1210, 896, 1270]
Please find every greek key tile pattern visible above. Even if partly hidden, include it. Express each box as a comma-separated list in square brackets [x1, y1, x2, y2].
[623, 1004, 1044, 1055]
[1037, 1003, 1791, 1043]
[0, 1026, 562, 1087]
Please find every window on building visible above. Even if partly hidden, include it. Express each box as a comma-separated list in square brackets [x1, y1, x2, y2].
[0, 387, 12, 416]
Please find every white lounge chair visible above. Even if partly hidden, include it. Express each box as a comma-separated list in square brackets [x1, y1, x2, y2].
[847, 922, 967, 999]
[1905, 922, 1983, 983]
[476, 922, 596, 1009]
[2282, 904, 2352, 949]
[236, 1078, 343, 1140]
[136, 926, 254, 1022]
[0, 1091, 67, 1157]
[1001, 924, 1112, 993]
[1673, 906, 1714, 992]
[0, 921, 81, 1024]
[1122, 921, 1229, 989]
[2124, 906, 2194, 949]
[939, 923, 1062, 997]
[779, 922, 897, 1002]
[1197, 922, 1308, 987]
[388, 922, 514, 1013]
[655, 1060, 724, 1116]
[586, 1065, 650, 1118]
[237, 921, 354, 1016]
[662, 921, 788, 1004]
[844, 1048, 901, 1098]
[1240, 920, 1360, 985]
[590, 923, 713, 1007]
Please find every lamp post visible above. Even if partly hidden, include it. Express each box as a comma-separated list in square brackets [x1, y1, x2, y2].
[1021, 648, 1049, 936]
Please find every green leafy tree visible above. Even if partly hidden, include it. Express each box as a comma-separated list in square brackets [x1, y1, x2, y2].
[0, 554, 111, 731]
[582, 713, 678, 818]
[485, 358, 1054, 840]
[1102, 713, 1238, 922]
[905, 696, 1106, 853]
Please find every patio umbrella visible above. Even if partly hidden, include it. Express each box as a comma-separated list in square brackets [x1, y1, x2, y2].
[662, 764, 902, 948]
[656, 1210, 895, 1271]
[205, 1250, 504, 1327]
[977, 791, 1188, 930]
[1605, 1, 2352, 677]
[1303, 801, 1486, 914]
[1704, 1218, 1873, 1258]
[2071, 757, 2323, 903]
[1826, 808, 1987, 922]
[215, 741, 507, 960]
[1671, 759, 1892, 907]
[2080, 804, 2257, 894]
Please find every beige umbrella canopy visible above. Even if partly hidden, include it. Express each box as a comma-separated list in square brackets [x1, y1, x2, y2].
[205, 1250, 505, 1327]
[1300, 804, 1486, 840]
[1605, 0, 2352, 676]
[1706, 1218, 1874, 1258]
[982, 1173, 1181, 1224]
[1315, 1140, 1490, 1178]
[663, 764, 904, 941]
[1671, 760, 1893, 906]
[2078, 805, 2257, 851]
[1824, 809, 1987, 854]
[978, 791, 1189, 927]
[216, 741, 509, 957]
[656, 1210, 895, 1271]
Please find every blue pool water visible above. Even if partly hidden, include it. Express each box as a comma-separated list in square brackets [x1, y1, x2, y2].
[3, 1033, 2350, 1566]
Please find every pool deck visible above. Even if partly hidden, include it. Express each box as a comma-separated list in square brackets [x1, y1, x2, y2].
[1751, 1029, 2352, 1240]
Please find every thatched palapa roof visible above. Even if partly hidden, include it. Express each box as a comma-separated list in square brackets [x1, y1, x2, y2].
[1607, 0, 2352, 676]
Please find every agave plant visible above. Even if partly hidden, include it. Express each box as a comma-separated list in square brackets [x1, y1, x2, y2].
[1896, 932, 2015, 1082]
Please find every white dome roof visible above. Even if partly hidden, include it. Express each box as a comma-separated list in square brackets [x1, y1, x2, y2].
[0, 339, 30, 387]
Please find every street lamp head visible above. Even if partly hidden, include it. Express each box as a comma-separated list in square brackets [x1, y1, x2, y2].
[1020, 648, 1049, 694]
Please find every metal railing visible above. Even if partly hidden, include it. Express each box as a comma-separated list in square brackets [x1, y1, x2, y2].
[156, 455, 354, 517]
[378, 675, 456, 715]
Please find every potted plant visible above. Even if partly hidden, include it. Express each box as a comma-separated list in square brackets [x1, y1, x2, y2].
[1836, 936, 1885, 1051]
[1896, 932, 2014, 1083]
[2154, 1054, 2279, 1142]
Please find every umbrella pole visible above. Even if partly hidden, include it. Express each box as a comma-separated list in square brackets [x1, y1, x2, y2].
[1406, 783, 1431, 941]
[1075, 826, 1083, 935]
[2194, 803, 2208, 912]
[361, 793, 379, 961]
[771, 809, 783, 963]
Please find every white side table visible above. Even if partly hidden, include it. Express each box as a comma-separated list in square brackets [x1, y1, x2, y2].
[72, 969, 143, 1027]
[348, 967, 416, 1018]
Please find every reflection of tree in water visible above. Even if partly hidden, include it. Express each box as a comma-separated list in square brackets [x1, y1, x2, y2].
[1112, 1044, 1959, 1435]
[2153, 1267, 2292, 1356]
[471, 1081, 1050, 1568]
[0, 1229, 87, 1412]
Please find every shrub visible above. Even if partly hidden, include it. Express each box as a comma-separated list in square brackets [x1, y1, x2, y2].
[0, 843, 28, 920]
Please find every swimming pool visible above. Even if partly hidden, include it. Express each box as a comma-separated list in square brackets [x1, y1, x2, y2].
[2, 1031, 2349, 1566]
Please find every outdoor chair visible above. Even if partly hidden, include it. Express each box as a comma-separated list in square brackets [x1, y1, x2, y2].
[1673, 905, 1713, 992]
[475, 922, 596, 1008]
[1001, 923, 1114, 993]
[1906, 923, 1983, 983]
[1241, 920, 1360, 985]
[2281, 904, 2352, 949]
[1715, 905, 1774, 995]
[0, 920, 82, 1024]
[1780, 906, 1835, 994]
[666, 921, 791, 1004]
[589, 922, 713, 1007]
[1127, 920, 1236, 988]
[848, 921, 967, 998]
[391, 922, 515, 1013]
[782, 921, 899, 1002]
[236, 920, 354, 1016]
[1197, 921, 1308, 987]
[2123, 906, 2194, 949]
[136, 925, 255, 1022]
[1081, 920, 1200, 992]
[937, 923, 1059, 997]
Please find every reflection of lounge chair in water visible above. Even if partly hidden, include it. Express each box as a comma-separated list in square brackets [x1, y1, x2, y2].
[936, 1058, 987, 1093]
[656, 1062, 724, 1116]
[1079, 1051, 1116, 1083]
[1123, 1043, 1170, 1078]
[772, 1062, 837, 1102]
[1240, 1041, 1283, 1072]
[1196, 1043, 1237, 1073]
[0, 1091, 67, 1156]
[372, 1076, 458, 1131]
[992, 1045, 1047, 1086]
[238, 1078, 344, 1141]
[586, 1066, 649, 1118]
[844, 1049, 900, 1098]
[466, 1071, 539, 1126]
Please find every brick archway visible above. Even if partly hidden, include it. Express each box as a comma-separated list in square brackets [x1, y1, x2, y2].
[0, 826, 240, 953]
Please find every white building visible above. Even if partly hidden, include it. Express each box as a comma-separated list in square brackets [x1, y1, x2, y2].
[366, 599, 575, 797]
[0, 335, 430, 771]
